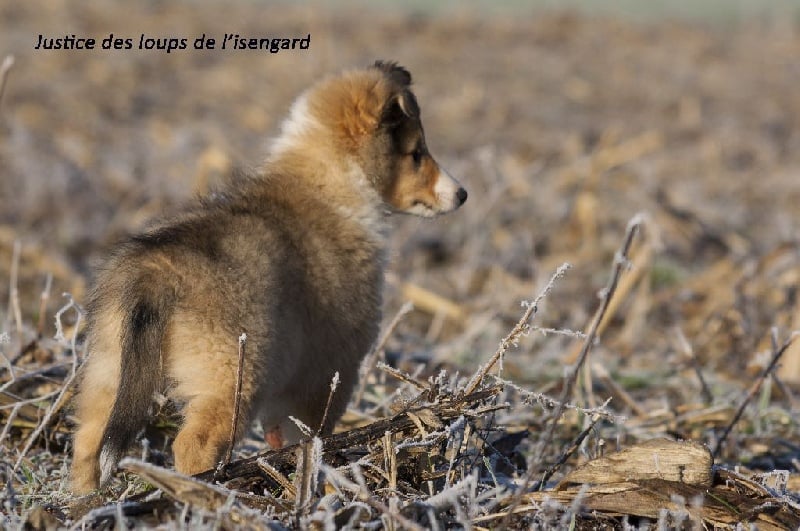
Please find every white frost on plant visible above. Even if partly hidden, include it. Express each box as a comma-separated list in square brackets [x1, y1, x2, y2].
[311, 436, 324, 492]
[531, 326, 587, 339]
[423, 473, 476, 511]
[53, 293, 83, 344]
[289, 416, 313, 437]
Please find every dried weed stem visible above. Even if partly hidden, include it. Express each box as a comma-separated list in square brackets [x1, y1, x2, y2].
[0, 55, 14, 112]
[7, 240, 22, 338]
[13, 294, 83, 472]
[712, 328, 797, 458]
[463, 262, 572, 396]
[538, 214, 643, 467]
[36, 273, 53, 338]
[223, 333, 247, 466]
[498, 214, 644, 528]
[316, 372, 340, 437]
[353, 301, 414, 406]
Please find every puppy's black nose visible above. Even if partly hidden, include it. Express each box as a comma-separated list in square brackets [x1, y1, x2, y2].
[456, 187, 468, 206]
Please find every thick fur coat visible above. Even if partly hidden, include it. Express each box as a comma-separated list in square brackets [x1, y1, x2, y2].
[70, 61, 466, 494]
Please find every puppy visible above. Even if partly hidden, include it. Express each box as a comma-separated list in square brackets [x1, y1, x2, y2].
[70, 61, 467, 494]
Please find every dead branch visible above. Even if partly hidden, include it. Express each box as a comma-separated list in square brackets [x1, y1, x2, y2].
[199, 386, 501, 485]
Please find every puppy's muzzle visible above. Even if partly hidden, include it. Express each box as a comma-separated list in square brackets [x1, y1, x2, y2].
[434, 168, 467, 213]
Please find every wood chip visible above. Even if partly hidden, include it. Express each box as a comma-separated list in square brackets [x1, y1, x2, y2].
[556, 438, 713, 489]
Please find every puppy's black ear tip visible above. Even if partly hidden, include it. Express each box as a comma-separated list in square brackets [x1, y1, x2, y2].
[373, 59, 396, 70]
[373, 60, 412, 86]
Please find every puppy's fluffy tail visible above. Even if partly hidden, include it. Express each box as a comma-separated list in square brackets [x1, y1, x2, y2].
[98, 286, 173, 486]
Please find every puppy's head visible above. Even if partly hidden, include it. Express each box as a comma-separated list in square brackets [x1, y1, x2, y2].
[299, 61, 467, 217]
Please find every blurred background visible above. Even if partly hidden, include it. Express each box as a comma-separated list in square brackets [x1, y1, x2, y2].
[1, 0, 799, 401]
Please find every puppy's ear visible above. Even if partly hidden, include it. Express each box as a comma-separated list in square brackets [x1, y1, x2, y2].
[381, 90, 419, 127]
[396, 91, 419, 119]
[373, 60, 412, 87]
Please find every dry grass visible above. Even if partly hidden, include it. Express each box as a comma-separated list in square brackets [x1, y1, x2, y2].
[1, 1, 800, 529]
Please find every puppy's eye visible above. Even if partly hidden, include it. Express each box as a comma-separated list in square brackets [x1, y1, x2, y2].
[411, 147, 423, 165]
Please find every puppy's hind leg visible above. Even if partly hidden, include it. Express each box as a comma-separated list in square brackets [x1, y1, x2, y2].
[72, 282, 175, 493]
[71, 379, 117, 494]
[172, 394, 242, 475]
[167, 317, 252, 475]
[70, 312, 124, 494]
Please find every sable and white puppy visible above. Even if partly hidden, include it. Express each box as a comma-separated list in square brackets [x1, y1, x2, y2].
[70, 61, 466, 494]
